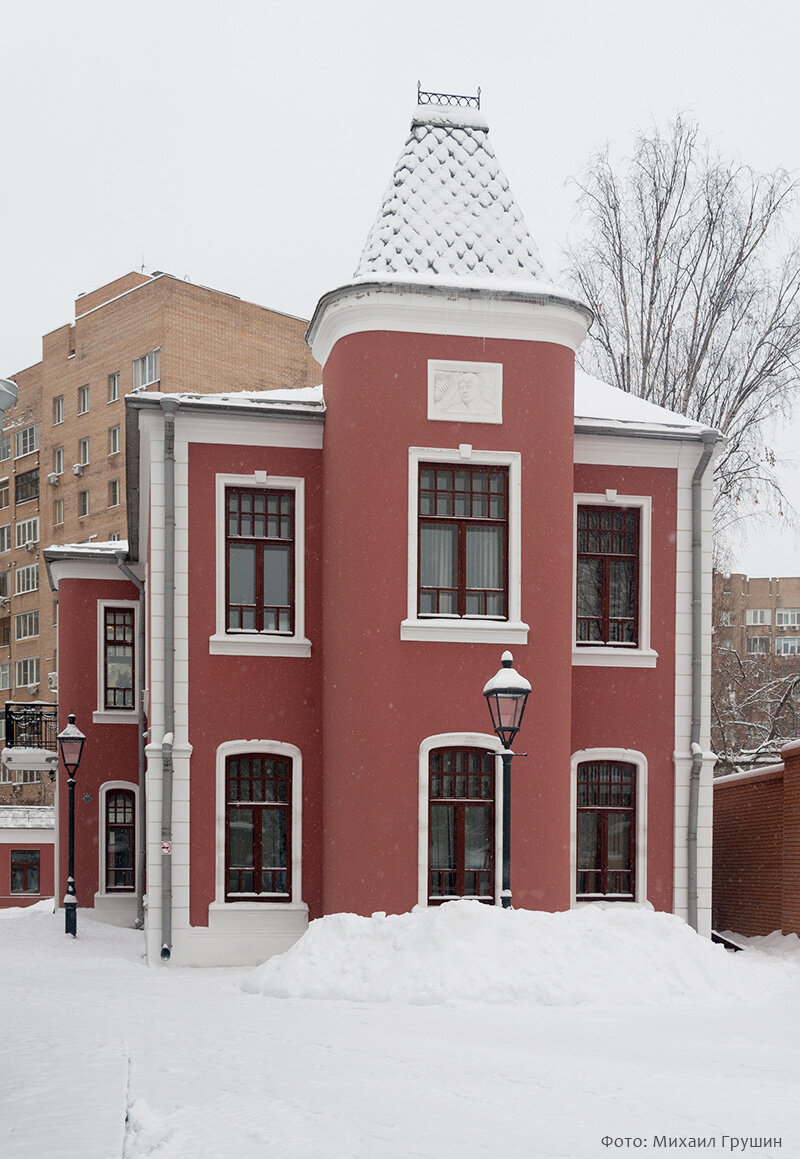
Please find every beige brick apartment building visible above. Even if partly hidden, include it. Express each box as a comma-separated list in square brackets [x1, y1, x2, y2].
[0, 271, 319, 805]
[714, 572, 800, 656]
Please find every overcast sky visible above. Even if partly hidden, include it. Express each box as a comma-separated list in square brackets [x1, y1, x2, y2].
[2, 0, 799, 574]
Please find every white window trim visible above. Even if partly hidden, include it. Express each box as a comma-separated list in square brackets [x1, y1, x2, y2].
[14, 425, 39, 460]
[208, 472, 312, 658]
[93, 599, 139, 724]
[96, 780, 139, 897]
[109, 427, 121, 456]
[570, 747, 648, 907]
[745, 609, 771, 626]
[14, 656, 39, 688]
[572, 492, 658, 668]
[212, 739, 304, 910]
[417, 732, 504, 907]
[401, 446, 528, 644]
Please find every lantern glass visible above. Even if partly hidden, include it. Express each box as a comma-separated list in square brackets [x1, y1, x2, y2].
[58, 714, 86, 774]
[486, 689, 528, 747]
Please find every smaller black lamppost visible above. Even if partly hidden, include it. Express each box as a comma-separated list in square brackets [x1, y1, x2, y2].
[483, 651, 531, 910]
[57, 713, 86, 937]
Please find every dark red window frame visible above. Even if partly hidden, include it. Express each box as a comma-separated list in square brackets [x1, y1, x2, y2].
[576, 761, 636, 898]
[10, 849, 40, 894]
[106, 789, 135, 892]
[429, 747, 495, 903]
[226, 487, 295, 635]
[225, 754, 291, 902]
[104, 607, 135, 709]
[576, 505, 640, 646]
[418, 464, 508, 619]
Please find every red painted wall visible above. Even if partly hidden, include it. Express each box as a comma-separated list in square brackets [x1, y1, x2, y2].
[321, 330, 576, 916]
[571, 463, 678, 912]
[0, 841, 54, 906]
[56, 577, 141, 905]
[186, 443, 324, 925]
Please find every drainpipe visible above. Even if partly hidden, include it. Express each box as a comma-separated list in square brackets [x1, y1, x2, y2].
[159, 399, 178, 960]
[115, 552, 146, 929]
[687, 430, 720, 931]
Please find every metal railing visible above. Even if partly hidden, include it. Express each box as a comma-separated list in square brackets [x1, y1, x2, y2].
[5, 702, 58, 751]
[417, 83, 481, 109]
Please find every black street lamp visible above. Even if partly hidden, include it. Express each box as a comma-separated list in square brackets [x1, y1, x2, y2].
[57, 713, 86, 937]
[483, 650, 530, 910]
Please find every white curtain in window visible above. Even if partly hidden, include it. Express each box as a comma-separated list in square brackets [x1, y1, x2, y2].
[466, 525, 501, 589]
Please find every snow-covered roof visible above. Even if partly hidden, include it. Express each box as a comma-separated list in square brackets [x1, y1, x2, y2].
[351, 102, 581, 306]
[574, 370, 713, 438]
[135, 385, 325, 413]
[46, 540, 128, 559]
[0, 806, 55, 830]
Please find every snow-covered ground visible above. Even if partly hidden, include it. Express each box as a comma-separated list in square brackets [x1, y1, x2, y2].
[3, 902, 800, 1159]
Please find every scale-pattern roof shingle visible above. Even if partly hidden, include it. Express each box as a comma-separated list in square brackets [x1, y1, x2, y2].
[353, 104, 551, 290]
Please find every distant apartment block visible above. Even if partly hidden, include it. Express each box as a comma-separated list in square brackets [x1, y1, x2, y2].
[714, 571, 800, 656]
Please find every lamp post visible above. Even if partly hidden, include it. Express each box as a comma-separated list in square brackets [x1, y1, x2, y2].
[483, 650, 530, 910]
[57, 713, 86, 937]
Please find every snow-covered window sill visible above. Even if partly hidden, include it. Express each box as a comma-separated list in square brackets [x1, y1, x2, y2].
[93, 709, 138, 725]
[572, 647, 658, 669]
[208, 634, 312, 658]
[401, 618, 529, 645]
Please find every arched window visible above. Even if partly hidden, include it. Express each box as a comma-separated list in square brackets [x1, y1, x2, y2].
[225, 753, 291, 902]
[105, 790, 135, 892]
[576, 761, 636, 898]
[428, 747, 495, 903]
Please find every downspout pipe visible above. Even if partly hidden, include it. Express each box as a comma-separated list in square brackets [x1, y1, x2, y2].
[687, 430, 721, 931]
[159, 399, 179, 960]
[115, 552, 146, 930]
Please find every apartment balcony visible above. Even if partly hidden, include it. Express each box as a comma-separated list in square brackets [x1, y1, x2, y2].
[2, 702, 59, 773]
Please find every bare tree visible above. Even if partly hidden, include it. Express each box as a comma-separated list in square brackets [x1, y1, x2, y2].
[711, 644, 800, 772]
[566, 117, 800, 529]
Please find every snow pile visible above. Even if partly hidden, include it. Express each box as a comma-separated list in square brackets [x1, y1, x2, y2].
[574, 369, 707, 432]
[243, 902, 800, 1007]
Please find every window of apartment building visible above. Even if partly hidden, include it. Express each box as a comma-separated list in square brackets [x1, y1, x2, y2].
[15, 656, 39, 687]
[0, 526, 10, 554]
[54, 447, 64, 475]
[109, 425, 121, 456]
[14, 425, 39, 459]
[79, 437, 90, 466]
[53, 497, 64, 526]
[576, 760, 637, 898]
[10, 850, 39, 894]
[776, 609, 800, 628]
[15, 611, 38, 641]
[746, 636, 769, 654]
[0, 479, 9, 510]
[108, 372, 121, 403]
[418, 464, 508, 619]
[746, 609, 771, 626]
[719, 610, 734, 627]
[77, 384, 90, 415]
[16, 770, 41, 785]
[108, 479, 120, 508]
[132, 348, 160, 390]
[53, 395, 64, 425]
[0, 662, 9, 690]
[0, 434, 10, 462]
[78, 490, 89, 517]
[226, 487, 295, 634]
[105, 790, 135, 891]
[0, 574, 9, 599]
[15, 564, 38, 595]
[15, 517, 39, 548]
[109, 531, 121, 542]
[0, 619, 9, 647]
[225, 752, 292, 901]
[428, 747, 495, 903]
[576, 506, 640, 646]
[103, 607, 135, 710]
[777, 637, 800, 656]
[15, 469, 39, 505]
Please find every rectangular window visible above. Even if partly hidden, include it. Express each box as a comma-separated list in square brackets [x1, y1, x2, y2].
[0, 662, 9, 690]
[15, 611, 39, 641]
[776, 637, 799, 656]
[14, 425, 39, 458]
[776, 609, 800, 627]
[104, 607, 135, 709]
[15, 469, 39, 504]
[132, 349, 160, 389]
[746, 636, 769, 654]
[109, 531, 121, 542]
[576, 506, 640, 646]
[10, 850, 39, 894]
[418, 464, 508, 618]
[0, 434, 10, 462]
[225, 754, 291, 901]
[0, 574, 9, 599]
[108, 372, 121, 403]
[16, 517, 39, 548]
[53, 395, 64, 424]
[79, 437, 90, 466]
[746, 609, 771, 626]
[15, 656, 39, 687]
[54, 497, 64, 526]
[15, 565, 38, 594]
[108, 479, 120, 508]
[576, 761, 636, 898]
[54, 447, 64, 475]
[0, 479, 9, 510]
[226, 487, 294, 634]
[77, 385, 89, 414]
[719, 610, 734, 627]
[106, 790, 135, 891]
[428, 747, 495, 903]
[0, 619, 9, 647]
[109, 426, 121, 456]
[78, 490, 89, 517]
[0, 525, 10, 553]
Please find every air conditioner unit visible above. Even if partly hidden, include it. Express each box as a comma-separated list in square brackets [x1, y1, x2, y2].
[27, 684, 39, 695]
[47, 672, 57, 692]
[24, 542, 36, 553]
[0, 596, 10, 607]
[72, 463, 83, 477]
[46, 472, 59, 486]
